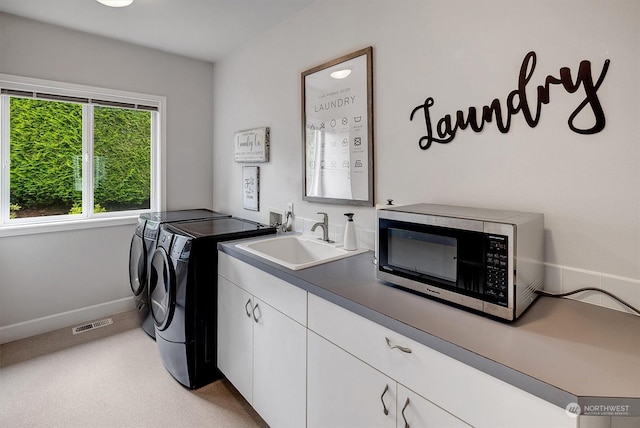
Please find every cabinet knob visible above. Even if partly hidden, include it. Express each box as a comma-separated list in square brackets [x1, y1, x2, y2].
[385, 336, 412, 353]
[401, 397, 410, 428]
[380, 384, 390, 415]
[245, 299, 252, 318]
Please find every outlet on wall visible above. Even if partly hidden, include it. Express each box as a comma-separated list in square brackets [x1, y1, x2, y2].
[269, 210, 283, 227]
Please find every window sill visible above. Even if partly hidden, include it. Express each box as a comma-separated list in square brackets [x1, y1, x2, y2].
[0, 215, 139, 237]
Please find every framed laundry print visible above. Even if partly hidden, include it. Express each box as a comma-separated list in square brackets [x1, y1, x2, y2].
[301, 46, 374, 206]
[242, 166, 260, 211]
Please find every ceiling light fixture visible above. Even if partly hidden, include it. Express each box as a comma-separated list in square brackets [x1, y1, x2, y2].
[96, 0, 134, 7]
[330, 69, 352, 79]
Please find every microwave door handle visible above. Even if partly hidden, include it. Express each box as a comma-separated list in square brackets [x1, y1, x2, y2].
[385, 336, 412, 353]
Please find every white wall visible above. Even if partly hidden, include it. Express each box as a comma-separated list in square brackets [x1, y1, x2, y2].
[213, 0, 640, 314]
[0, 13, 215, 341]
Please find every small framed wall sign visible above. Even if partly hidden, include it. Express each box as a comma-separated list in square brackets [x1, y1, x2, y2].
[242, 166, 260, 211]
[234, 127, 270, 163]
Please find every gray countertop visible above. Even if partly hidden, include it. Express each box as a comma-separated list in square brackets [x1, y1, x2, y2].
[218, 238, 640, 417]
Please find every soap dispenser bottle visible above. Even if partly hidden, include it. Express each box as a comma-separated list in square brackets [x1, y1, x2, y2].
[343, 213, 357, 251]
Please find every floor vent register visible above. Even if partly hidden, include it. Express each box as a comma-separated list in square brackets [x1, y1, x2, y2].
[71, 318, 114, 335]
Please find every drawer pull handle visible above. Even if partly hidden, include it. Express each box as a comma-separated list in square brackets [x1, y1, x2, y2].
[252, 303, 261, 323]
[385, 337, 412, 353]
[245, 299, 252, 317]
[380, 384, 390, 415]
[401, 397, 410, 428]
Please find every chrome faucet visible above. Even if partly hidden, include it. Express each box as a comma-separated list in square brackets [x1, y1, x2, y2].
[311, 212, 333, 243]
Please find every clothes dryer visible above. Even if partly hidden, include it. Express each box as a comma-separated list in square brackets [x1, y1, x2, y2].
[128, 209, 230, 338]
[149, 217, 276, 388]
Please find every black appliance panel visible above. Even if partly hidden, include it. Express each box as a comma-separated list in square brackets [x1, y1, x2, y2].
[378, 218, 487, 300]
[129, 218, 147, 296]
[169, 217, 271, 239]
[141, 209, 229, 223]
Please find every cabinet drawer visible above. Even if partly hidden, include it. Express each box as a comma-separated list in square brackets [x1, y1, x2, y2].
[308, 293, 574, 428]
[219, 251, 307, 325]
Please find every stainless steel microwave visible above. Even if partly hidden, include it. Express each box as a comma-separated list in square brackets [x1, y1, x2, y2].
[377, 204, 544, 321]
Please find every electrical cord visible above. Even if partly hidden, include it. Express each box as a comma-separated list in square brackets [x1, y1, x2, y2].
[535, 287, 640, 316]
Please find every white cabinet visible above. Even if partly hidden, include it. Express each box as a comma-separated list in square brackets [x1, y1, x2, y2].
[217, 252, 307, 428]
[217, 251, 607, 428]
[308, 331, 396, 428]
[308, 293, 575, 428]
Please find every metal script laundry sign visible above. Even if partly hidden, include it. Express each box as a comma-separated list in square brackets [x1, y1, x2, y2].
[410, 51, 611, 150]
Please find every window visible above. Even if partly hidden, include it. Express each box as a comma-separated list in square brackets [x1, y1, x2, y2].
[0, 74, 164, 233]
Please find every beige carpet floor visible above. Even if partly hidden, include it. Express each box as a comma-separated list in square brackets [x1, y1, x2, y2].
[0, 311, 268, 428]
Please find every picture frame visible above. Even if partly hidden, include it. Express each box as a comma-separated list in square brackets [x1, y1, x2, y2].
[234, 127, 270, 163]
[301, 46, 374, 206]
[242, 166, 260, 211]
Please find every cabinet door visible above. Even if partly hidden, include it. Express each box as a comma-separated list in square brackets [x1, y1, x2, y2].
[252, 297, 307, 428]
[308, 331, 396, 428]
[397, 384, 470, 428]
[217, 275, 253, 402]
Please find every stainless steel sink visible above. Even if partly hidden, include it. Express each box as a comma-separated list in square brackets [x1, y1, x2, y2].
[236, 235, 368, 270]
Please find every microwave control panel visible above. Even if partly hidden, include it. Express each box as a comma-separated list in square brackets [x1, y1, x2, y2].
[485, 235, 509, 306]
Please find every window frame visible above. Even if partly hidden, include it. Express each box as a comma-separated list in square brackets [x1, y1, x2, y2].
[0, 74, 166, 237]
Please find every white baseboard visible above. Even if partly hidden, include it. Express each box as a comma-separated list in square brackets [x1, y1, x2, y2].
[0, 296, 136, 345]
